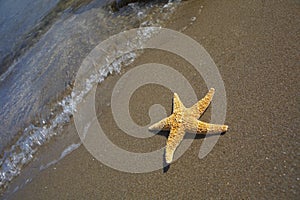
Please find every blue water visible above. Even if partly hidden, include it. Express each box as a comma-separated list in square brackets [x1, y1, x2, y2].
[0, 0, 109, 151]
[0, 0, 60, 72]
[0, 0, 58, 147]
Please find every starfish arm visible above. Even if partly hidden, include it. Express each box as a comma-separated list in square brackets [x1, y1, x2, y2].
[148, 115, 174, 131]
[165, 125, 185, 164]
[196, 120, 228, 134]
[173, 93, 185, 113]
[188, 88, 215, 119]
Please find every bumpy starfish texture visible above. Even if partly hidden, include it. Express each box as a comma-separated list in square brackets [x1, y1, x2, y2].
[149, 88, 228, 164]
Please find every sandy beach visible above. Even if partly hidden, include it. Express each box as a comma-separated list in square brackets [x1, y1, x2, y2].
[7, 0, 299, 199]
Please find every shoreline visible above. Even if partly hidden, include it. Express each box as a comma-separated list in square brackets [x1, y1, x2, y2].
[0, 0, 179, 194]
[6, 0, 300, 199]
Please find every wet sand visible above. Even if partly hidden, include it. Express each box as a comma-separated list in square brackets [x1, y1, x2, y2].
[8, 0, 299, 199]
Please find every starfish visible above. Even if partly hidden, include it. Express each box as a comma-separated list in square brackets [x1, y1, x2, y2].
[149, 88, 228, 164]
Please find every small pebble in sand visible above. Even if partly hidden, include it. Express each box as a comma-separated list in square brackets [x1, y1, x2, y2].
[190, 17, 196, 22]
[137, 11, 144, 18]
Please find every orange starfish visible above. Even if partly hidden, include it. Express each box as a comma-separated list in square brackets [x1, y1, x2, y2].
[149, 88, 228, 164]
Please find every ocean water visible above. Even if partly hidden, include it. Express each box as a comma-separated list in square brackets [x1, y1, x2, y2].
[0, 0, 181, 196]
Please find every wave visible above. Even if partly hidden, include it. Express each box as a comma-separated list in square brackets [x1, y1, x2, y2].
[0, 0, 180, 194]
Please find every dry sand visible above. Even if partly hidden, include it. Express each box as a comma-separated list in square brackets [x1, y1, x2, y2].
[8, 0, 299, 199]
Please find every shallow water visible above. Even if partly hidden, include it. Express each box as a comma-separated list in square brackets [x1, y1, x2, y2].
[0, 0, 107, 153]
[0, 0, 59, 74]
[0, 0, 180, 194]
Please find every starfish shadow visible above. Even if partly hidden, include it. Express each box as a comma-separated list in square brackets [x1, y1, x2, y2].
[163, 165, 170, 173]
[154, 130, 227, 140]
[151, 130, 227, 173]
